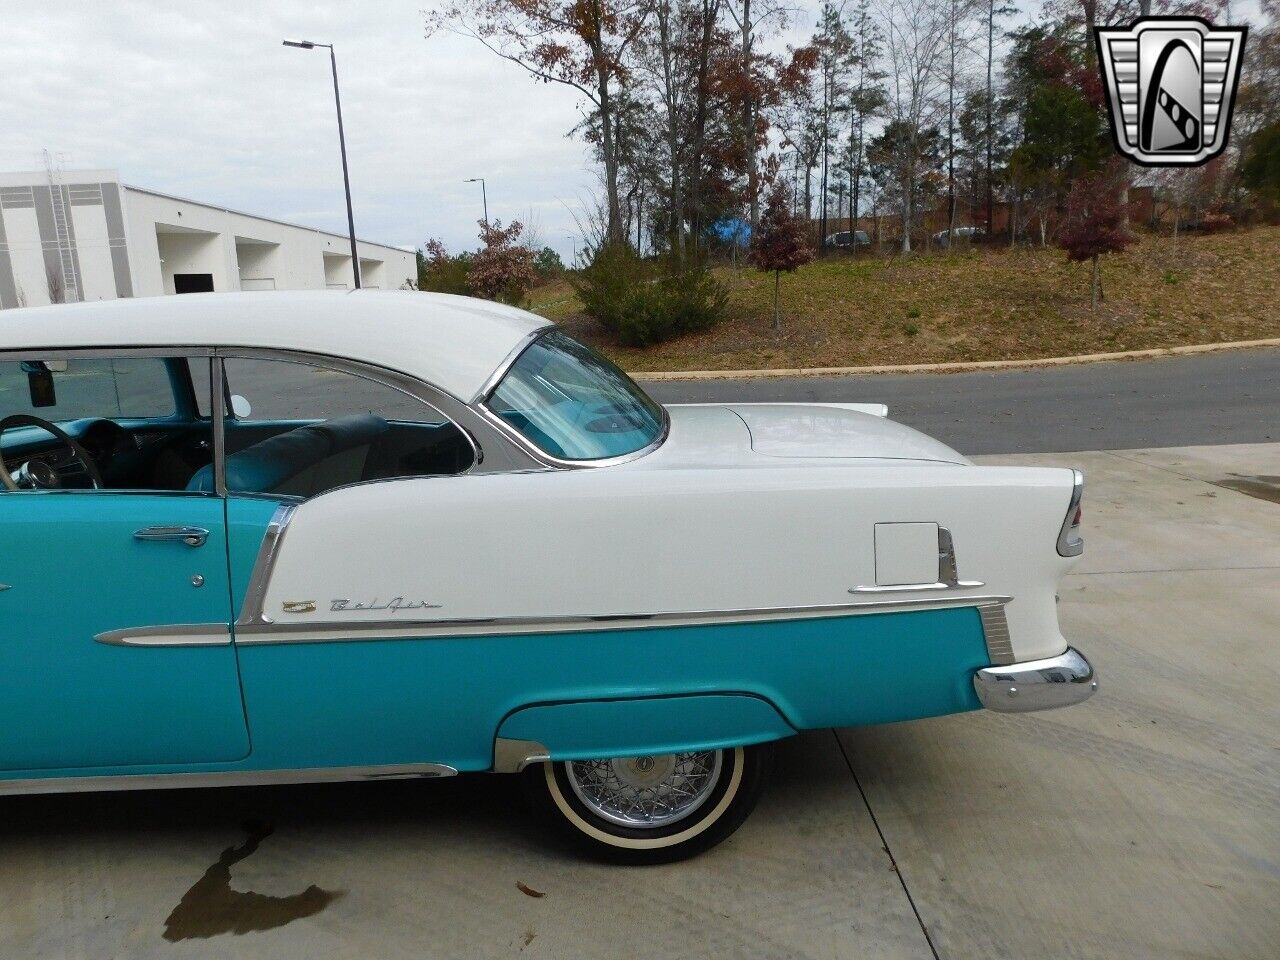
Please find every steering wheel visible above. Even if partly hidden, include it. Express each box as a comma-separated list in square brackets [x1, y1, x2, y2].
[0, 414, 104, 491]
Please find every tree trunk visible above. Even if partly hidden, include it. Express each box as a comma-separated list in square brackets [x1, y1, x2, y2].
[742, 0, 759, 228]
[985, 0, 995, 237]
[688, 0, 719, 252]
[901, 161, 913, 254]
[773, 270, 781, 330]
[1090, 254, 1099, 310]
[947, 0, 957, 238]
[592, 14, 624, 246]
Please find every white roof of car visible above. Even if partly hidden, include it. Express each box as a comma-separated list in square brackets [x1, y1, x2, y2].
[0, 290, 551, 401]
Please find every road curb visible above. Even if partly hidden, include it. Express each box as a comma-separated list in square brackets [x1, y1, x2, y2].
[628, 337, 1280, 381]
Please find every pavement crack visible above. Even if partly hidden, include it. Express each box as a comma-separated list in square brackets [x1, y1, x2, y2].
[832, 731, 942, 960]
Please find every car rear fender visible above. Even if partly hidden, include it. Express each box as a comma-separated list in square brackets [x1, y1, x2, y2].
[492, 694, 796, 772]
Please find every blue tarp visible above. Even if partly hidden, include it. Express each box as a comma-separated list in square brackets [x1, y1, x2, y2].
[709, 217, 751, 248]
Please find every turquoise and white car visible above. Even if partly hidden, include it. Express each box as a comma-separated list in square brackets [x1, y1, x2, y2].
[0, 291, 1096, 863]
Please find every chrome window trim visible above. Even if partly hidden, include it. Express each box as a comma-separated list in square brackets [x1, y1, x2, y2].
[0, 347, 221, 498]
[210, 353, 228, 496]
[469, 324, 555, 405]
[95, 623, 231, 648]
[475, 328, 672, 470]
[0, 346, 218, 361]
[232, 595, 1013, 645]
[235, 501, 299, 627]
[215, 347, 484, 477]
[0, 763, 458, 797]
[1057, 469, 1085, 557]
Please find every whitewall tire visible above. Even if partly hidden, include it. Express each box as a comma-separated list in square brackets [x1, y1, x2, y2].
[524, 744, 772, 864]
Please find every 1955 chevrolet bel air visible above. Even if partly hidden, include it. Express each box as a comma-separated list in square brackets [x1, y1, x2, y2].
[0, 290, 1096, 863]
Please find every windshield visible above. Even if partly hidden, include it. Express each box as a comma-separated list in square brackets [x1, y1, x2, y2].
[486, 330, 665, 461]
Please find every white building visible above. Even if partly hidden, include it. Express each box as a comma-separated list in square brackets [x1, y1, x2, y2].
[0, 169, 417, 310]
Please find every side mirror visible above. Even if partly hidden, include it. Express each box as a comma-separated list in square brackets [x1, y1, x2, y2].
[229, 395, 252, 418]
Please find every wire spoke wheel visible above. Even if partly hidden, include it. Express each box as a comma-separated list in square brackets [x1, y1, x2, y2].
[564, 752, 723, 829]
[526, 742, 774, 863]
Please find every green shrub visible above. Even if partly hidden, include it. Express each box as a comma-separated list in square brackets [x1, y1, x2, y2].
[572, 245, 727, 347]
[572, 243, 649, 334]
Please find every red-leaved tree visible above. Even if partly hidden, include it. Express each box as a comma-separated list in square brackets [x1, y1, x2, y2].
[1058, 168, 1133, 310]
[750, 181, 813, 330]
[469, 220, 539, 304]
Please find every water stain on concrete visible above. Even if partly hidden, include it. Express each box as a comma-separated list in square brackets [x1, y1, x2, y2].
[1214, 473, 1280, 505]
[162, 820, 343, 941]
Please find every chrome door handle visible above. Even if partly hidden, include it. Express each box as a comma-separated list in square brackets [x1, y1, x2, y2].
[133, 526, 210, 547]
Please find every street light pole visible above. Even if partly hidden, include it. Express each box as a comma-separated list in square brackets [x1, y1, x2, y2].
[284, 39, 361, 289]
[466, 177, 489, 227]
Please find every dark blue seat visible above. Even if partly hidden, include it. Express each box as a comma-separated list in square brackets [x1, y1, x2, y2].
[186, 414, 389, 493]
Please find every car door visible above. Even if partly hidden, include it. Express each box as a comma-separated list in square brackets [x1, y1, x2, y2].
[0, 353, 249, 772]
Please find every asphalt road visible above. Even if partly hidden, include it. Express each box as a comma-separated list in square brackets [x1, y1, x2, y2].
[643, 348, 1280, 455]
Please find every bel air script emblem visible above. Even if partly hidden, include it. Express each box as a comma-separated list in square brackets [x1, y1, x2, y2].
[329, 597, 442, 614]
[1096, 17, 1247, 167]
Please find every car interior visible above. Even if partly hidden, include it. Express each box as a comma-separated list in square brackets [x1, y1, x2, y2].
[0, 357, 474, 497]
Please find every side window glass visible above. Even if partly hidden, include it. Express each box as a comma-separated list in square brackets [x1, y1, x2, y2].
[0, 356, 212, 493]
[219, 357, 474, 499]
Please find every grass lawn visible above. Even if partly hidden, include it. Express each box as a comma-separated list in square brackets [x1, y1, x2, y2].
[524, 225, 1280, 372]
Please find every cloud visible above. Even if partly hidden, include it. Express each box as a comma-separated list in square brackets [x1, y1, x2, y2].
[1, 0, 596, 258]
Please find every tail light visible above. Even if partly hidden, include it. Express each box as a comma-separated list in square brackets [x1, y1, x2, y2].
[1056, 470, 1084, 557]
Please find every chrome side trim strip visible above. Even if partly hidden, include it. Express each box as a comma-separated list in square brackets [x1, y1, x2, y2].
[492, 737, 551, 774]
[0, 763, 458, 797]
[974, 646, 1097, 713]
[850, 581, 985, 594]
[232, 595, 1014, 645]
[94, 623, 232, 647]
[978, 604, 1016, 665]
[235, 501, 299, 627]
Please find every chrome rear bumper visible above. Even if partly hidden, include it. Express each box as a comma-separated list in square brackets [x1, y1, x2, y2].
[974, 647, 1097, 713]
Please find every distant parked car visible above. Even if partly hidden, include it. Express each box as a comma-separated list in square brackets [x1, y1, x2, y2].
[825, 229, 870, 249]
[933, 226, 986, 247]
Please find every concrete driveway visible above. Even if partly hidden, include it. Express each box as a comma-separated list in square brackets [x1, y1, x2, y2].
[1, 444, 1275, 959]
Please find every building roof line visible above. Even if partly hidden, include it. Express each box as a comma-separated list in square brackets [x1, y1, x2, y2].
[122, 184, 414, 257]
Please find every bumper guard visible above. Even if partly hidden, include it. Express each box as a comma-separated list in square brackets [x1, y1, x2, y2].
[973, 646, 1097, 713]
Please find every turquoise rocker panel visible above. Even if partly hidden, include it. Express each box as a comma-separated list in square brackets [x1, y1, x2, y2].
[230, 605, 989, 774]
[498, 694, 797, 761]
[0, 493, 248, 770]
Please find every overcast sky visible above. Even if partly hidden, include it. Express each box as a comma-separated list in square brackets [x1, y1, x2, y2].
[7, 0, 1257, 262]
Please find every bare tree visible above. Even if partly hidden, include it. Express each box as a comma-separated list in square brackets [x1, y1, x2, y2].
[943, 0, 980, 236]
[426, 0, 653, 245]
[725, 0, 793, 229]
[877, 0, 948, 251]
